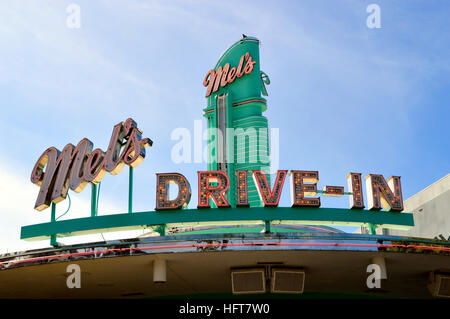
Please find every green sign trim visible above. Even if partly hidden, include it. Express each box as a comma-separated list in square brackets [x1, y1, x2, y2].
[21, 207, 414, 242]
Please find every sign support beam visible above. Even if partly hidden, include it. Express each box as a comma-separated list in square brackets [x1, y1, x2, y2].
[368, 223, 377, 235]
[50, 203, 58, 247]
[91, 184, 98, 217]
[128, 166, 133, 214]
[264, 220, 271, 233]
[21, 207, 414, 242]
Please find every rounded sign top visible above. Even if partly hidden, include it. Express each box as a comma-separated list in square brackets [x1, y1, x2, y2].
[203, 36, 263, 102]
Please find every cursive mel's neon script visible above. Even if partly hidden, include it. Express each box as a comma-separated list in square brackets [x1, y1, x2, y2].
[203, 52, 256, 97]
[30, 118, 152, 211]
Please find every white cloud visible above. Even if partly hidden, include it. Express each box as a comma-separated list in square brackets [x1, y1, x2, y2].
[0, 157, 147, 254]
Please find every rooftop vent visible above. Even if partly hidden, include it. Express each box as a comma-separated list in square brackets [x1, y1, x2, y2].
[271, 268, 305, 294]
[428, 272, 450, 298]
[231, 268, 266, 294]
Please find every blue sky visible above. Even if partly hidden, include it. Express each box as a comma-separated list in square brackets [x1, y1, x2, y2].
[0, 0, 449, 252]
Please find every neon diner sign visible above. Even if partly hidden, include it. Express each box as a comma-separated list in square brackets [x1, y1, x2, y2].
[30, 118, 152, 211]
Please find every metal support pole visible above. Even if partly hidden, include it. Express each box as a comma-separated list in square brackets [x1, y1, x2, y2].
[155, 224, 166, 236]
[264, 221, 271, 233]
[128, 166, 133, 214]
[91, 184, 98, 217]
[368, 223, 377, 235]
[50, 203, 58, 247]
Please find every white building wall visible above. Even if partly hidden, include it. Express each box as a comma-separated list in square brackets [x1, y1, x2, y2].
[385, 174, 450, 239]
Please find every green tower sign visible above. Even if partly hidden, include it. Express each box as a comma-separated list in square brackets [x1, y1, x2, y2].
[21, 36, 414, 247]
[202, 36, 271, 207]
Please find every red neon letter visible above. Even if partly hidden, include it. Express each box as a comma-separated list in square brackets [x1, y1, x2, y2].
[290, 170, 320, 207]
[346, 172, 365, 209]
[252, 170, 287, 207]
[155, 173, 191, 210]
[197, 171, 230, 208]
[365, 174, 403, 211]
[235, 170, 249, 207]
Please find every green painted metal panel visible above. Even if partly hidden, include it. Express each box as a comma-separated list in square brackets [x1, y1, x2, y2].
[212, 37, 263, 101]
[21, 207, 414, 241]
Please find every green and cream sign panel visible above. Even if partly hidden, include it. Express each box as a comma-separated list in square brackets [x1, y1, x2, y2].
[202, 36, 271, 208]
